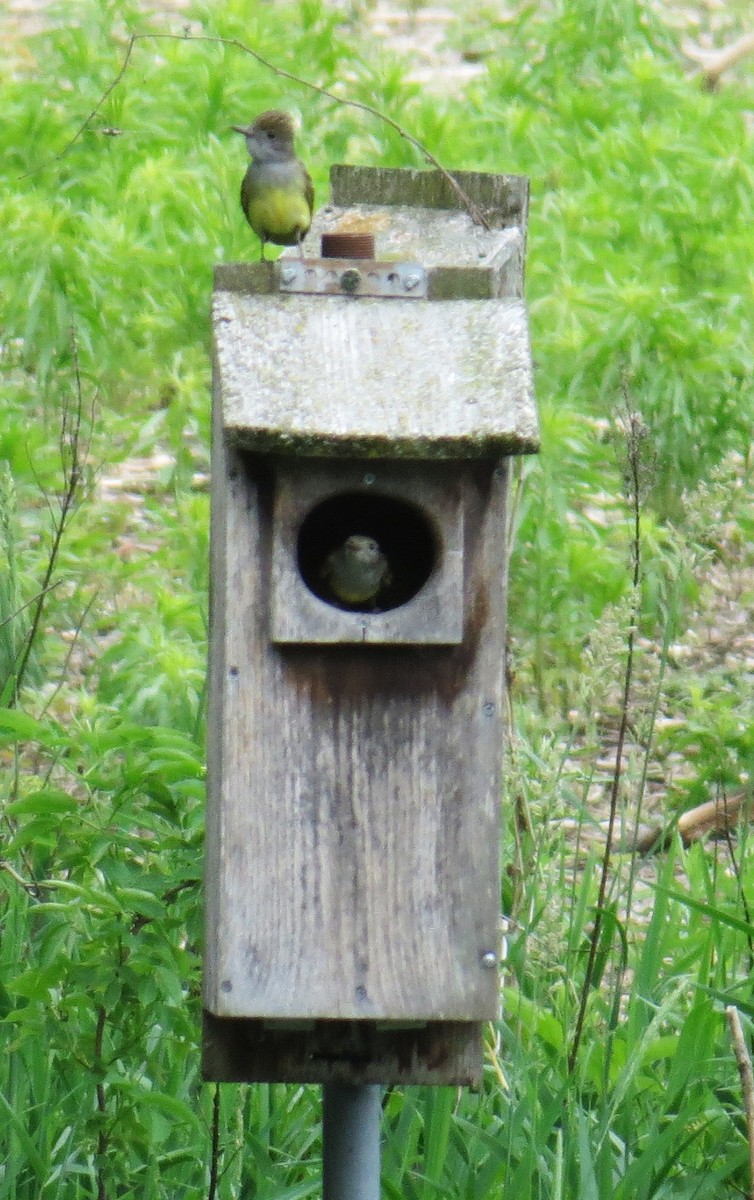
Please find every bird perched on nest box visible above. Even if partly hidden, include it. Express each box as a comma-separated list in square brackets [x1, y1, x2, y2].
[231, 110, 314, 260]
[321, 535, 392, 608]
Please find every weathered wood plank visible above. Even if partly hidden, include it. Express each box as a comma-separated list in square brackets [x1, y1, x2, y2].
[214, 224, 525, 301]
[212, 290, 538, 459]
[330, 165, 529, 230]
[203, 449, 508, 1024]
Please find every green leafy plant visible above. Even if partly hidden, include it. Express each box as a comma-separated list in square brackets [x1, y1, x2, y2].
[2, 0, 753, 1195]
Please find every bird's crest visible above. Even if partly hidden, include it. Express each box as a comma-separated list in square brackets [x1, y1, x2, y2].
[250, 110, 297, 141]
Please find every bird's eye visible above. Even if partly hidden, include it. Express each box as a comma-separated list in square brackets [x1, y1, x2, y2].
[266, 131, 275, 139]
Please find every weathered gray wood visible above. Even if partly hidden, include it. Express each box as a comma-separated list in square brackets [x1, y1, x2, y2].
[308, 190, 525, 277]
[270, 461, 464, 645]
[212, 288, 538, 459]
[203, 430, 508, 1026]
[213, 163, 536, 459]
[203, 1015, 484, 1086]
[214, 228, 525, 301]
[427, 258, 524, 301]
[205, 164, 535, 1083]
[214, 261, 278, 295]
[330, 165, 529, 230]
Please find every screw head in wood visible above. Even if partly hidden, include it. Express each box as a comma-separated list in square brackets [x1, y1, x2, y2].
[339, 268, 362, 294]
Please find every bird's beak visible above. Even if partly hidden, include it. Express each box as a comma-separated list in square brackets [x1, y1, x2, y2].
[231, 124, 251, 135]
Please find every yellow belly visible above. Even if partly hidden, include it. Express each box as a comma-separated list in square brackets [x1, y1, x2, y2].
[247, 187, 311, 245]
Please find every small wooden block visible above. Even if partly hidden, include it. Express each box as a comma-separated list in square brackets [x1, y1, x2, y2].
[329, 165, 529, 230]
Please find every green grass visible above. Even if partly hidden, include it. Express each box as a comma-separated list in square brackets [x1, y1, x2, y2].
[1, 0, 754, 1195]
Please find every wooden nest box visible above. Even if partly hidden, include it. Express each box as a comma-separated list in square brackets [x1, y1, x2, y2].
[204, 164, 538, 1086]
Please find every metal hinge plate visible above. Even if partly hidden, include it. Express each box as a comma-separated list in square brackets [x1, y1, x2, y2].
[278, 259, 427, 299]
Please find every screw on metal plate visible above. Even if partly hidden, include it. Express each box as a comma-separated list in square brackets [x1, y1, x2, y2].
[278, 260, 427, 299]
[339, 268, 362, 295]
[480, 951, 497, 970]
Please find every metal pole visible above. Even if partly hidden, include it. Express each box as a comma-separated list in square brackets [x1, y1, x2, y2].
[322, 1083, 381, 1200]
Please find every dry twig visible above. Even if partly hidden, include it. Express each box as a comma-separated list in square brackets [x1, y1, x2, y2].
[567, 407, 649, 1073]
[634, 790, 750, 855]
[23, 30, 491, 230]
[13, 328, 94, 700]
[683, 31, 754, 89]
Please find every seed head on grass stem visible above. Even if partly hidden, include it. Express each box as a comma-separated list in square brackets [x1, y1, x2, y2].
[567, 392, 655, 1073]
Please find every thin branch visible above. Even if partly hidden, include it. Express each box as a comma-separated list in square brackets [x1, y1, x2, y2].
[719, 784, 754, 983]
[568, 407, 646, 1074]
[24, 30, 491, 231]
[13, 329, 91, 699]
[620, 611, 671, 926]
[726, 1006, 754, 1200]
[20, 36, 137, 180]
[94, 1004, 109, 1200]
[0, 580, 63, 631]
[37, 590, 99, 720]
[207, 1083, 221, 1200]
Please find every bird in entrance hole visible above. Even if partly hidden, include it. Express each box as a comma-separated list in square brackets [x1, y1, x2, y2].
[320, 535, 392, 609]
[231, 110, 314, 260]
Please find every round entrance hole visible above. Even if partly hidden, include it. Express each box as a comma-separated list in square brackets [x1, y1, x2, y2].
[298, 491, 437, 613]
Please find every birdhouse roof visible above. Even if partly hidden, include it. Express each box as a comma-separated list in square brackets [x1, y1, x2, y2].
[213, 166, 538, 460]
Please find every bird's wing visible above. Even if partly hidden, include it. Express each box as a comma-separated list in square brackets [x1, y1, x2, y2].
[240, 168, 253, 218]
[303, 166, 315, 219]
